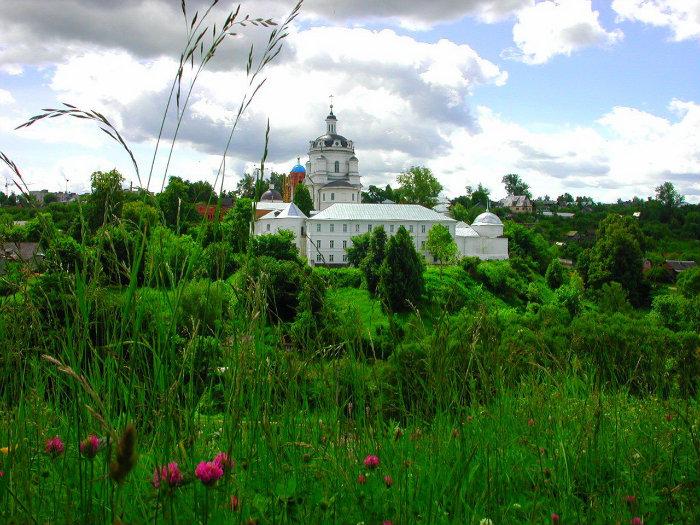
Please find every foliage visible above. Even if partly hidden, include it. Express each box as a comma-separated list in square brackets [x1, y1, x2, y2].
[86, 169, 125, 231]
[251, 229, 298, 261]
[545, 257, 565, 289]
[379, 226, 425, 312]
[346, 231, 370, 267]
[503, 221, 553, 274]
[292, 183, 314, 216]
[157, 176, 197, 229]
[396, 166, 442, 208]
[426, 223, 458, 267]
[221, 198, 253, 253]
[676, 266, 700, 298]
[501, 173, 531, 198]
[145, 226, 203, 287]
[597, 281, 632, 314]
[122, 200, 160, 232]
[360, 226, 387, 295]
[655, 181, 684, 208]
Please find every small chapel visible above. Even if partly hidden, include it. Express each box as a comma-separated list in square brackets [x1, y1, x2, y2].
[254, 104, 509, 265]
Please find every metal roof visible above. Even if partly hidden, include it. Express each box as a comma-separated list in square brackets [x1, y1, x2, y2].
[309, 203, 456, 222]
[322, 179, 356, 188]
[472, 212, 503, 226]
[456, 226, 479, 237]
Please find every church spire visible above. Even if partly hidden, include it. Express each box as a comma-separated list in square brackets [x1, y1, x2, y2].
[326, 94, 337, 134]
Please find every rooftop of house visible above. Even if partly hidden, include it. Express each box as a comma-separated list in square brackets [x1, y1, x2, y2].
[309, 203, 456, 222]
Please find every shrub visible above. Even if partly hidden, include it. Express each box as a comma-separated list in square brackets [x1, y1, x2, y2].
[145, 226, 203, 287]
[346, 231, 370, 267]
[597, 281, 632, 314]
[251, 230, 299, 261]
[545, 258, 565, 289]
[360, 226, 387, 295]
[177, 279, 231, 336]
[379, 226, 425, 312]
[676, 266, 700, 298]
[312, 267, 363, 289]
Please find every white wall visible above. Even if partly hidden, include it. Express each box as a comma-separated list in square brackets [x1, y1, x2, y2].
[457, 236, 508, 260]
[305, 219, 456, 266]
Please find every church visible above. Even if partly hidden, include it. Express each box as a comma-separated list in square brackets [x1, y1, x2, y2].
[254, 106, 509, 265]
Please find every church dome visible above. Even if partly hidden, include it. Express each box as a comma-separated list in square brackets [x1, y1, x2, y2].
[290, 163, 306, 174]
[314, 133, 349, 148]
[472, 212, 503, 226]
[260, 188, 283, 201]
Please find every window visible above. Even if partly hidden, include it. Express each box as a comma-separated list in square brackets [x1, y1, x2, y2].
[331, 192, 335, 201]
[316, 254, 322, 262]
[301, 227, 305, 236]
[368, 224, 372, 232]
[329, 254, 334, 262]
[409, 225, 414, 233]
[343, 254, 347, 262]
[266, 223, 270, 232]
[342, 240, 347, 249]
[316, 240, 321, 248]
[390, 224, 394, 233]
[421, 241, 425, 250]
[330, 224, 334, 232]
[352, 193, 355, 201]
[323, 193, 326, 201]
[355, 224, 360, 232]
[316, 224, 321, 233]
[330, 240, 334, 249]
[334, 161, 340, 173]
[421, 224, 426, 233]
[343, 224, 347, 233]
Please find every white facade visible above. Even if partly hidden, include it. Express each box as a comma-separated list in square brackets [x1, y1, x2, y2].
[254, 203, 308, 257]
[305, 109, 362, 210]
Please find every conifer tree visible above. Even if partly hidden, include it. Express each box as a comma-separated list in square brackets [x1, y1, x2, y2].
[379, 226, 425, 312]
[361, 226, 387, 295]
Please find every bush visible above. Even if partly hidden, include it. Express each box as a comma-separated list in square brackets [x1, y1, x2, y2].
[475, 260, 528, 302]
[677, 266, 700, 298]
[251, 230, 299, 261]
[312, 267, 363, 289]
[346, 232, 370, 267]
[545, 258, 565, 289]
[597, 281, 632, 314]
[177, 279, 231, 336]
[145, 226, 203, 287]
[379, 226, 425, 312]
[201, 241, 238, 280]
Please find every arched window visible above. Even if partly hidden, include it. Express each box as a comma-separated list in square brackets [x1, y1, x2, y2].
[334, 161, 340, 173]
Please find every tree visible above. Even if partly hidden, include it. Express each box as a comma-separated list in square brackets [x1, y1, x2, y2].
[360, 226, 387, 295]
[86, 169, 125, 231]
[158, 176, 196, 229]
[545, 258, 565, 289]
[188, 180, 216, 203]
[502, 173, 531, 198]
[426, 224, 458, 270]
[362, 184, 397, 204]
[43, 193, 58, 205]
[122, 201, 160, 232]
[677, 267, 700, 298]
[466, 183, 490, 208]
[251, 229, 298, 261]
[655, 181, 684, 208]
[397, 166, 442, 208]
[557, 193, 574, 207]
[221, 198, 253, 253]
[293, 184, 314, 216]
[588, 214, 647, 306]
[346, 232, 370, 267]
[379, 226, 425, 312]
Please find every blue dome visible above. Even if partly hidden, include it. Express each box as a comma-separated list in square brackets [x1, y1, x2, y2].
[291, 164, 306, 173]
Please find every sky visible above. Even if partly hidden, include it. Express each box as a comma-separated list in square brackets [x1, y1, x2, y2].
[0, 0, 698, 203]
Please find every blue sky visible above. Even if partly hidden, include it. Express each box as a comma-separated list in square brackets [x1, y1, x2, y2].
[0, 0, 699, 202]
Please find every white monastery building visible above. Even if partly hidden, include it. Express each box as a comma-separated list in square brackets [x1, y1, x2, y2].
[254, 105, 508, 265]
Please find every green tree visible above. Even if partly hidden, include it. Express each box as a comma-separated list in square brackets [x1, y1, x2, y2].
[426, 224, 458, 270]
[86, 169, 125, 231]
[221, 198, 253, 253]
[43, 193, 58, 205]
[467, 183, 490, 208]
[188, 180, 216, 203]
[502, 173, 531, 198]
[251, 229, 299, 261]
[677, 266, 700, 298]
[360, 226, 387, 295]
[122, 200, 160, 232]
[655, 181, 684, 208]
[397, 166, 442, 208]
[346, 231, 370, 267]
[293, 183, 314, 216]
[158, 176, 196, 229]
[379, 226, 425, 312]
[588, 214, 647, 306]
[545, 258, 565, 289]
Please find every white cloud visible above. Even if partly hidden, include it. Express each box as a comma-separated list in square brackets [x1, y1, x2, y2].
[430, 100, 700, 202]
[0, 88, 15, 105]
[613, 0, 700, 41]
[504, 0, 623, 64]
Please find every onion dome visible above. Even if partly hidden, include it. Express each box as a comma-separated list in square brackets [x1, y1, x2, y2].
[472, 211, 503, 226]
[260, 187, 283, 201]
[290, 163, 306, 174]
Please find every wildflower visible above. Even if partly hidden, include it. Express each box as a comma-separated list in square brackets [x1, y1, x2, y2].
[152, 462, 184, 489]
[630, 518, 642, 525]
[357, 473, 367, 484]
[0, 471, 4, 478]
[528, 418, 535, 427]
[195, 461, 224, 486]
[551, 513, 560, 524]
[45, 436, 65, 458]
[213, 452, 234, 472]
[451, 428, 460, 438]
[383, 521, 393, 525]
[0, 446, 13, 455]
[626, 495, 637, 506]
[665, 413, 673, 422]
[394, 427, 403, 440]
[228, 495, 240, 511]
[383, 475, 393, 488]
[80, 435, 100, 459]
[466, 415, 473, 423]
[363, 454, 380, 469]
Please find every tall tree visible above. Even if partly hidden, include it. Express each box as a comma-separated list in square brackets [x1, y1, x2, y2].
[360, 226, 387, 295]
[158, 176, 195, 229]
[293, 183, 314, 216]
[466, 183, 490, 208]
[502, 173, 531, 198]
[86, 169, 125, 231]
[222, 198, 253, 253]
[426, 224, 458, 271]
[655, 181, 684, 208]
[379, 226, 425, 312]
[346, 231, 370, 267]
[397, 166, 442, 208]
[188, 180, 216, 203]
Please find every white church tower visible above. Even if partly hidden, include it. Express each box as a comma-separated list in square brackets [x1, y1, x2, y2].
[305, 100, 362, 211]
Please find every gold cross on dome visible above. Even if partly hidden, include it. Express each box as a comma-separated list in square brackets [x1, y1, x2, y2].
[329, 94, 334, 112]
